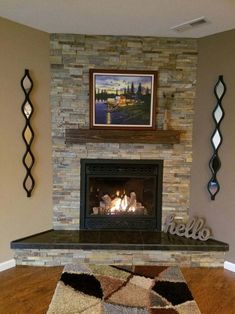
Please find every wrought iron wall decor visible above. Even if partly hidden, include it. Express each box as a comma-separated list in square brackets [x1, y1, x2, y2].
[208, 75, 226, 200]
[21, 69, 35, 197]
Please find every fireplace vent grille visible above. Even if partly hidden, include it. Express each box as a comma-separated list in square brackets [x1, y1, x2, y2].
[87, 164, 157, 176]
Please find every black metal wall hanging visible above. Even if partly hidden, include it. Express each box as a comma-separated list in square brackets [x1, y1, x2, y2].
[208, 75, 226, 200]
[21, 69, 35, 197]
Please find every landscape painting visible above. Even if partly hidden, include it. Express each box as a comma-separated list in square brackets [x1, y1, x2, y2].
[89, 69, 157, 130]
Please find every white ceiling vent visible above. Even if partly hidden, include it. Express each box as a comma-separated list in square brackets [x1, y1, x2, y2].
[171, 17, 208, 32]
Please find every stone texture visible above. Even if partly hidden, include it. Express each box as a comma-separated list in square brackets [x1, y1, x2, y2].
[50, 34, 198, 230]
[14, 249, 224, 267]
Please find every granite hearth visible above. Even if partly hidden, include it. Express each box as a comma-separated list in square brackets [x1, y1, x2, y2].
[11, 230, 228, 267]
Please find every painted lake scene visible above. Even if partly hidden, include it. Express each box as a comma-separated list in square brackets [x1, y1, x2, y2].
[91, 71, 156, 129]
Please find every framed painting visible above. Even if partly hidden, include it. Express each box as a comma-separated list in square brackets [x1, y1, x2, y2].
[89, 69, 157, 130]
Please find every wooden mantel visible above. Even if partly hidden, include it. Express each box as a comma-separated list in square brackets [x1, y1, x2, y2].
[65, 129, 181, 144]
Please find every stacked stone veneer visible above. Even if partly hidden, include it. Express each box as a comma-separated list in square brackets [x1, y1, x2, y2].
[14, 249, 225, 267]
[50, 34, 198, 230]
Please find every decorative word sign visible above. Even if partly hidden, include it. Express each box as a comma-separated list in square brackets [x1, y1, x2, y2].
[163, 214, 212, 241]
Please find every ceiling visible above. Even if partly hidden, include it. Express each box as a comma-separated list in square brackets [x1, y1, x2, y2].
[0, 0, 235, 38]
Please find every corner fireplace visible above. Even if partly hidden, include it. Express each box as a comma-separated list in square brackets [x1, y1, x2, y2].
[80, 159, 163, 230]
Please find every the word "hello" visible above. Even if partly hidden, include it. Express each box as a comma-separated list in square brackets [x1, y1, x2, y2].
[163, 214, 212, 241]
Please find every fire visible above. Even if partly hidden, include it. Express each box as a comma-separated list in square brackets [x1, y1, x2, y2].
[92, 190, 147, 215]
[110, 193, 129, 213]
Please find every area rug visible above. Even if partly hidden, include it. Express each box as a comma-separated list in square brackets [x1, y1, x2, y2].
[47, 264, 201, 313]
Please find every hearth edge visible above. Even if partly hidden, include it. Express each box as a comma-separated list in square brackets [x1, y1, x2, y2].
[11, 229, 228, 267]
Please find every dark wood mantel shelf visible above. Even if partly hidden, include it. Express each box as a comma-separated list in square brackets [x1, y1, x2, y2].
[65, 129, 181, 144]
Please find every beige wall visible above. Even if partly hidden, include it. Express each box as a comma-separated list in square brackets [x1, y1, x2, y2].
[0, 17, 52, 263]
[190, 29, 235, 262]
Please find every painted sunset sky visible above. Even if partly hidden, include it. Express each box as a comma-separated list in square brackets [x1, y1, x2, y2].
[94, 74, 153, 94]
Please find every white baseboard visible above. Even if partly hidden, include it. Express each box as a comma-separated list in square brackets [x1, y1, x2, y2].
[0, 259, 16, 272]
[224, 261, 235, 273]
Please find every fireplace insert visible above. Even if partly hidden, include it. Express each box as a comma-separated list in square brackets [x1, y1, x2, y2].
[80, 159, 163, 230]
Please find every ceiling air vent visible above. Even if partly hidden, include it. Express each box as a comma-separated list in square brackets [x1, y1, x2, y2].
[171, 17, 208, 32]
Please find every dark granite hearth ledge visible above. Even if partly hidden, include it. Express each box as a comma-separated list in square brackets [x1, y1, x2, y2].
[11, 229, 229, 252]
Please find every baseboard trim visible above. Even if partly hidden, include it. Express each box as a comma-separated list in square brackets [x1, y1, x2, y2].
[0, 259, 16, 272]
[224, 261, 235, 273]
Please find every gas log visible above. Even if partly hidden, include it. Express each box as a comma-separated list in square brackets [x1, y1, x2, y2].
[92, 191, 147, 215]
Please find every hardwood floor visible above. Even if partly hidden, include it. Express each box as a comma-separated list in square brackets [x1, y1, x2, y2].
[0, 266, 62, 314]
[0, 266, 235, 313]
[182, 267, 235, 314]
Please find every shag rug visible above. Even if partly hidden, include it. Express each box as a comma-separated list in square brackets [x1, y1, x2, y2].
[47, 264, 201, 313]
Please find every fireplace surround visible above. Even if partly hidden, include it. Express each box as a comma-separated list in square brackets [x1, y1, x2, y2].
[80, 159, 163, 230]
[50, 34, 199, 231]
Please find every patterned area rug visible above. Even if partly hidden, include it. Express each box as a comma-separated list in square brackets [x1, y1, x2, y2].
[47, 264, 201, 313]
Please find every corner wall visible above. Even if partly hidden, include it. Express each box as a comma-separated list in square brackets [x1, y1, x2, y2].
[0, 17, 52, 263]
[190, 29, 235, 262]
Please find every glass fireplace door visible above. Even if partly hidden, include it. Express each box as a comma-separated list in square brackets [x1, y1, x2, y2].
[87, 176, 156, 217]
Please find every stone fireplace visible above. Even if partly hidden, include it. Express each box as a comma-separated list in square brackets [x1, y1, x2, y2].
[80, 159, 163, 230]
[11, 34, 229, 268]
[50, 34, 198, 231]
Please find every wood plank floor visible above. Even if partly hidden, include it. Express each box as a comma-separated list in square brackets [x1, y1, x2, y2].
[0, 266, 235, 314]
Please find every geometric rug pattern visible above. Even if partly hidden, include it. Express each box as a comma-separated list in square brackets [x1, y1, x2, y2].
[47, 264, 201, 313]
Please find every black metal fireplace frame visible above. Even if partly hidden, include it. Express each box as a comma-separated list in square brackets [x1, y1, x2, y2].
[80, 159, 163, 231]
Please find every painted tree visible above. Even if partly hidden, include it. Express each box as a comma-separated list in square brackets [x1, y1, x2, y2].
[131, 82, 135, 94]
[137, 82, 142, 98]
